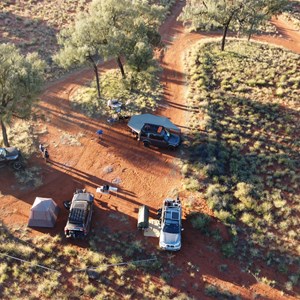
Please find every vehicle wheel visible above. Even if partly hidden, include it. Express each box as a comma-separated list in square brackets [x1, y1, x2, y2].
[168, 145, 175, 151]
[143, 141, 150, 147]
[12, 161, 24, 171]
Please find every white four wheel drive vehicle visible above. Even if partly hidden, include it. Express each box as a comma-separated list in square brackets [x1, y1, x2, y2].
[158, 198, 183, 251]
[0, 147, 24, 170]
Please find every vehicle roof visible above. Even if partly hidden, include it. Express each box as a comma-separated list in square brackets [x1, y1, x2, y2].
[163, 198, 181, 207]
[165, 209, 180, 221]
[69, 201, 89, 224]
[142, 124, 165, 134]
[163, 198, 181, 222]
[128, 114, 181, 134]
[72, 192, 94, 202]
[67, 192, 93, 225]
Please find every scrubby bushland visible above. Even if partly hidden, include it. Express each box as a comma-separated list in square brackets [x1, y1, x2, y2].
[0, 223, 184, 299]
[183, 40, 300, 291]
[282, 1, 300, 30]
[70, 68, 162, 118]
[0, 0, 174, 80]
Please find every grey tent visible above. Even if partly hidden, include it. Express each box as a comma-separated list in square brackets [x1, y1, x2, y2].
[128, 114, 181, 134]
[28, 197, 59, 228]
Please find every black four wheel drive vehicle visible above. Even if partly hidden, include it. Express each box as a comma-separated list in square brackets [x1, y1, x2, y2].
[64, 189, 94, 239]
[139, 124, 181, 150]
[0, 147, 24, 170]
[128, 114, 181, 150]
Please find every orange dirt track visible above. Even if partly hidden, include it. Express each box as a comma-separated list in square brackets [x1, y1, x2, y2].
[1, 1, 299, 299]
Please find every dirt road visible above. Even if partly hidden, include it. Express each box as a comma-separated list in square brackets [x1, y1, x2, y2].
[1, 1, 299, 299]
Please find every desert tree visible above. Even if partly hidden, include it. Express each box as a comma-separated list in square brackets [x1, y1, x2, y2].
[179, 0, 244, 50]
[90, 0, 165, 78]
[54, 0, 164, 95]
[0, 44, 45, 147]
[179, 0, 288, 50]
[238, 0, 288, 40]
[86, 0, 134, 79]
[54, 15, 108, 98]
[127, 41, 154, 73]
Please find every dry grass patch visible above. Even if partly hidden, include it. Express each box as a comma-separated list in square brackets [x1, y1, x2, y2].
[59, 132, 84, 146]
[183, 39, 300, 294]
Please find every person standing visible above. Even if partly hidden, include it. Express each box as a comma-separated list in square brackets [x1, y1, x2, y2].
[43, 148, 49, 162]
[96, 129, 103, 141]
[39, 143, 44, 154]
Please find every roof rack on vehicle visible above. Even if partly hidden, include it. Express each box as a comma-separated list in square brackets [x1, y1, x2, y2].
[164, 198, 181, 207]
[69, 208, 86, 224]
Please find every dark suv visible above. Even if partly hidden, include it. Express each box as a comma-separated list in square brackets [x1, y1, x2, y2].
[0, 147, 24, 170]
[139, 124, 181, 150]
[64, 189, 94, 238]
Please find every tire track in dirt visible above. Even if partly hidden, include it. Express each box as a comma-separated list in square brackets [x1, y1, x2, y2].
[157, 1, 300, 299]
[1, 1, 299, 299]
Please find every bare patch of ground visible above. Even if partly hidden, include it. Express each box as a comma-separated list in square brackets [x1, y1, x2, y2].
[0, 0, 300, 299]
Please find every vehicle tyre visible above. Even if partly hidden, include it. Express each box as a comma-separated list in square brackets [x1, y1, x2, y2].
[12, 161, 23, 171]
[168, 145, 175, 151]
[143, 141, 150, 147]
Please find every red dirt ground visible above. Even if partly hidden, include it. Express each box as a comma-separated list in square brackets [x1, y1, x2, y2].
[1, 1, 300, 299]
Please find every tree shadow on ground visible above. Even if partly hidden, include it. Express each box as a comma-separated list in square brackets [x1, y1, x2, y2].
[0, 11, 58, 63]
[182, 93, 300, 297]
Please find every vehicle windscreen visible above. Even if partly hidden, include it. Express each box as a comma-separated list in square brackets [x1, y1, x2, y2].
[163, 221, 180, 233]
[163, 129, 170, 141]
[0, 149, 6, 157]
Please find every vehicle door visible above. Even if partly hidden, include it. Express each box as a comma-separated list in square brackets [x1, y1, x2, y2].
[0, 149, 6, 162]
[85, 202, 93, 234]
[140, 130, 147, 141]
[150, 133, 166, 147]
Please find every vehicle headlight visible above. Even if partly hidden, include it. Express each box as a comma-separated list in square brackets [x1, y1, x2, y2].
[159, 241, 167, 248]
[173, 241, 181, 248]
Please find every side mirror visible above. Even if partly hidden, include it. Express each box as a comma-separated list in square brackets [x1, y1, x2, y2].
[63, 201, 71, 210]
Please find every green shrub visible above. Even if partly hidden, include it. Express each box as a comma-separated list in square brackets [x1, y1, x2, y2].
[214, 209, 233, 224]
[234, 182, 257, 210]
[190, 213, 211, 233]
[275, 87, 285, 97]
[221, 242, 236, 258]
[240, 212, 255, 226]
[183, 177, 201, 191]
[183, 39, 300, 275]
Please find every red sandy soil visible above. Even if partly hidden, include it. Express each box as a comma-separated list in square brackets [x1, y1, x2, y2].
[1, 1, 300, 299]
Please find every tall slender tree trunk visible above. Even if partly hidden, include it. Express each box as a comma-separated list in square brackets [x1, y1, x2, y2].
[88, 56, 101, 99]
[221, 13, 235, 51]
[221, 23, 230, 51]
[1, 119, 9, 147]
[248, 22, 255, 41]
[94, 64, 101, 99]
[117, 56, 126, 79]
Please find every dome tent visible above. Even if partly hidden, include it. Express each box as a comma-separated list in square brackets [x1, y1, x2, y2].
[28, 197, 59, 228]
